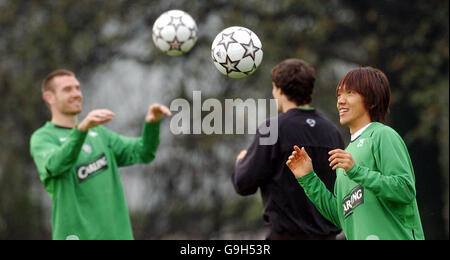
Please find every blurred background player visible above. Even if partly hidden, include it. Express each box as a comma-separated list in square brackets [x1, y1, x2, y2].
[287, 67, 425, 240]
[232, 59, 345, 240]
[30, 69, 171, 240]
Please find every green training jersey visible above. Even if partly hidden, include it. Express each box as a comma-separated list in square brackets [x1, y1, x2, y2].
[297, 122, 424, 240]
[30, 121, 160, 240]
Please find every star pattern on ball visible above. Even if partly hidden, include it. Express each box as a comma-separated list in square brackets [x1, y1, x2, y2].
[188, 26, 197, 41]
[237, 27, 253, 36]
[217, 32, 238, 51]
[241, 38, 260, 61]
[168, 16, 184, 31]
[153, 26, 164, 41]
[219, 55, 240, 74]
[211, 49, 218, 62]
[152, 11, 198, 56]
[210, 27, 263, 77]
[169, 37, 182, 51]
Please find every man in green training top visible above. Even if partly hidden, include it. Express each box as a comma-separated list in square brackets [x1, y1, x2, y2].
[286, 67, 425, 240]
[30, 69, 172, 240]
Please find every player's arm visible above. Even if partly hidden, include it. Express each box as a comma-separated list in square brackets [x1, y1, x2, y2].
[30, 128, 87, 183]
[287, 146, 341, 228]
[328, 130, 416, 204]
[232, 125, 275, 196]
[30, 109, 115, 182]
[104, 104, 171, 166]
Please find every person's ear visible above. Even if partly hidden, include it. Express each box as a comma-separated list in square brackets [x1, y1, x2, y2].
[43, 91, 55, 105]
[276, 88, 285, 98]
[272, 83, 283, 96]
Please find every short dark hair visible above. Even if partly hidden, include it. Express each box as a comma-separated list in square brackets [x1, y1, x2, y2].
[336, 66, 391, 123]
[41, 69, 75, 93]
[270, 58, 315, 106]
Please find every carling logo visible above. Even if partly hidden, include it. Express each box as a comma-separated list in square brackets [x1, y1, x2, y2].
[76, 154, 108, 182]
[342, 185, 364, 218]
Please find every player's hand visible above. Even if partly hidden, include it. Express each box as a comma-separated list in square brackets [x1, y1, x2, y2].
[286, 146, 313, 178]
[328, 149, 354, 172]
[78, 109, 115, 132]
[235, 150, 247, 165]
[145, 104, 172, 123]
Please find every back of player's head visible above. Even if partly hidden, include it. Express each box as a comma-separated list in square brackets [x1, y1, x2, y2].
[336, 66, 391, 123]
[41, 69, 75, 93]
[271, 58, 315, 106]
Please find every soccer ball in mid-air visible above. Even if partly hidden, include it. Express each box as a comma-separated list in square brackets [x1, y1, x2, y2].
[152, 10, 198, 56]
[211, 26, 263, 78]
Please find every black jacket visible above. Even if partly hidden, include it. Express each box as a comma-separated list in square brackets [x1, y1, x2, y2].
[232, 108, 345, 238]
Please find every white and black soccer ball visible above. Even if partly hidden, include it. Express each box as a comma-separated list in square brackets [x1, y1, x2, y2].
[211, 26, 263, 78]
[152, 10, 198, 56]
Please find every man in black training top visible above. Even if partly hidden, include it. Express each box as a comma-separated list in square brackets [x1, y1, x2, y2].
[232, 58, 345, 240]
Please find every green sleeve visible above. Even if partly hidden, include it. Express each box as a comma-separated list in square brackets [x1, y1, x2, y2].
[297, 172, 341, 229]
[30, 127, 87, 183]
[102, 121, 160, 167]
[346, 129, 416, 204]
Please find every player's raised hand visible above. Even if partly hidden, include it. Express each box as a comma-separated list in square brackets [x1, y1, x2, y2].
[328, 149, 354, 172]
[78, 109, 115, 132]
[286, 145, 313, 178]
[145, 104, 172, 123]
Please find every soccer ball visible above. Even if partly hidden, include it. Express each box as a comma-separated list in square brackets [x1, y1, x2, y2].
[211, 26, 263, 78]
[152, 10, 198, 56]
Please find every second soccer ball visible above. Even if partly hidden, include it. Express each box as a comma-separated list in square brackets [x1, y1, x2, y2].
[211, 26, 263, 78]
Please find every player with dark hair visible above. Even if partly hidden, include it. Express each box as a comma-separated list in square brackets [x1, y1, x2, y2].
[30, 69, 171, 240]
[287, 66, 425, 240]
[232, 58, 345, 240]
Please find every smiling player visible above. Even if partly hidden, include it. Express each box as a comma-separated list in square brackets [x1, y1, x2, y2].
[286, 67, 425, 240]
[30, 69, 171, 240]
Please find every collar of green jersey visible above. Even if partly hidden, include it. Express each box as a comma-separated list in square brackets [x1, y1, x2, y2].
[296, 106, 315, 111]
